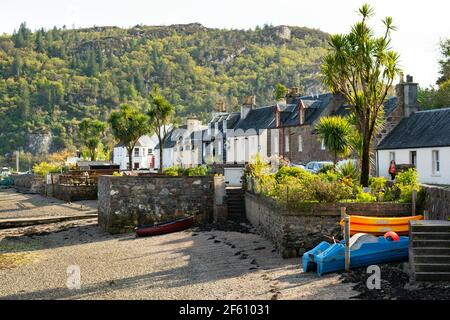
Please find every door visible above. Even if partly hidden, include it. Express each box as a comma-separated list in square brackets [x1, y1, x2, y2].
[410, 151, 417, 167]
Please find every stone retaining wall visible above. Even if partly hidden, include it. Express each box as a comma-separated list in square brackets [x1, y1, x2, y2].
[422, 184, 450, 221]
[98, 175, 215, 234]
[245, 192, 412, 258]
[11, 173, 45, 194]
[52, 184, 98, 202]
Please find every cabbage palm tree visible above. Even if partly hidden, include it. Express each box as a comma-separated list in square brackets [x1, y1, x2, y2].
[315, 116, 352, 165]
[321, 3, 401, 186]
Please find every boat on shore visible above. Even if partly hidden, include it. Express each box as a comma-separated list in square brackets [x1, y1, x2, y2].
[339, 215, 423, 235]
[302, 233, 409, 276]
[135, 216, 194, 237]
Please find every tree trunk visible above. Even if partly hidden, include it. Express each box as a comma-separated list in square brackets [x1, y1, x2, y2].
[159, 144, 163, 174]
[360, 135, 371, 187]
[127, 147, 133, 171]
[90, 148, 96, 161]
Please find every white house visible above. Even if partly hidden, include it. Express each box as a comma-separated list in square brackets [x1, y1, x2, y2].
[154, 118, 206, 170]
[376, 107, 450, 185]
[113, 134, 158, 170]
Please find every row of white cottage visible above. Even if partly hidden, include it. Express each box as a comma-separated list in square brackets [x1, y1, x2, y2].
[113, 103, 450, 186]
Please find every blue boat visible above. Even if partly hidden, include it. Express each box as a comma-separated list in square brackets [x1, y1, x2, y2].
[302, 233, 409, 276]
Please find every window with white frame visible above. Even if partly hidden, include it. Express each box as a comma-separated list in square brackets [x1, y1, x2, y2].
[389, 152, 396, 162]
[321, 139, 325, 150]
[285, 135, 289, 152]
[148, 148, 153, 155]
[218, 141, 222, 155]
[432, 150, 440, 174]
[134, 148, 139, 157]
[298, 135, 303, 152]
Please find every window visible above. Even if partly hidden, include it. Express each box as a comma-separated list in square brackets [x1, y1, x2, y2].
[133, 162, 140, 169]
[218, 141, 222, 155]
[410, 151, 417, 167]
[432, 150, 440, 174]
[285, 135, 290, 152]
[148, 148, 153, 155]
[389, 152, 396, 162]
[134, 148, 139, 157]
[321, 139, 326, 150]
[298, 135, 303, 152]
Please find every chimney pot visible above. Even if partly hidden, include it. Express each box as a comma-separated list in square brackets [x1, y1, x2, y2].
[406, 75, 413, 83]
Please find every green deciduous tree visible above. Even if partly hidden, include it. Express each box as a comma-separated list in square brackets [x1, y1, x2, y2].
[109, 104, 151, 170]
[274, 83, 288, 101]
[315, 116, 352, 165]
[321, 4, 401, 186]
[147, 86, 174, 173]
[79, 118, 107, 161]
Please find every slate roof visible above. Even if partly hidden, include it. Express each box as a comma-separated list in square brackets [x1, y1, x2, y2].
[233, 105, 277, 135]
[155, 125, 188, 149]
[377, 107, 450, 150]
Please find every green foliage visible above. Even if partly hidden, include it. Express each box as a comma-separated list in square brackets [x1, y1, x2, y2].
[274, 83, 288, 101]
[310, 178, 353, 203]
[163, 166, 183, 176]
[315, 116, 353, 164]
[355, 187, 377, 203]
[395, 168, 420, 203]
[32, 161, 62, 176]
[0, 23, 330, 155]
[79, 118, 106, 161]
[108, 104, 151, 170]
[322, 4, 401, 186]
[163, 165, 211, 176]
[336, 160, 360, 182]
[369, 176, 387, 201]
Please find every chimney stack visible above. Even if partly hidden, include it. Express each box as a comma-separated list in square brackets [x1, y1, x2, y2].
[241, 96, 256, 119]
[286, 87, 302, 104]
[396, 74, 419, 117]
[215, 101, 226, 113]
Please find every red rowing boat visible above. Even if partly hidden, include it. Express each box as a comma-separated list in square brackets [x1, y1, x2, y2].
[135, 216, 194, 237]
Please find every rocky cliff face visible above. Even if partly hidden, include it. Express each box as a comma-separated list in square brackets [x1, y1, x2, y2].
[27, 132, 52, 155]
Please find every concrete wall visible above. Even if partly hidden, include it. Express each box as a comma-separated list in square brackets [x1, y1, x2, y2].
[98, 175, 215, 234]
[245, 192, 412, 258]
[377, 147, 450, 185]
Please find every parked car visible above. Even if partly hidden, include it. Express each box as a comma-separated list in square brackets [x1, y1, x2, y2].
[290, 162, 306, 170]
[305, 161, 333, 174]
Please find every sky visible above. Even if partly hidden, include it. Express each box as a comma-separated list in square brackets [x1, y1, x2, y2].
[1, 0, 449, 87]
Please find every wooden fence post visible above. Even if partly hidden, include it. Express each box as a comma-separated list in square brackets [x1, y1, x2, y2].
[412, 189, 417, 215]
[341, 207, 350, 272]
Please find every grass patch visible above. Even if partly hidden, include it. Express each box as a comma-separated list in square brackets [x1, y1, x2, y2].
[0, 252, 40, 270]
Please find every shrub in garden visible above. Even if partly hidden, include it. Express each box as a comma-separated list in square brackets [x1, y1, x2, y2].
[163, 166, 184, 176]
[369, 176, 387, 201]
[32, 162, 63, 176]
[355, 187, 377, 203]
[336, 160, 360, 182]
[310, 178, 353, 203]
[395, 168, 420, 203]
[184, 165, 211, 176]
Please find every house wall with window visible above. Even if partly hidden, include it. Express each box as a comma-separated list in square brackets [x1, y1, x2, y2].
[113, 134, 158, 170]
[377, 147, 450, 185]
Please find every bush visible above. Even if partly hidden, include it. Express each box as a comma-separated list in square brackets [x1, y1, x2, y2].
[316, 163, 334, 174]
[163, 166, 184, 176]
[310, 178, 353, 203]
[32, 162, 62, 176]
[336, 160, 360, 182]
[184, 165, 211, 176]
[369, 176, 387, 201]
[395, 169, 420, 203]
[355, 187, 377, 203]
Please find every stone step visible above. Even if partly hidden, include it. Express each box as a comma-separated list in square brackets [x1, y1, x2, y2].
[411, 232, 450, 240]
[414, 263, 450, 273]
[411, 240, 450, 248]
[414, 255, 450, 264]
[413, 247, 450, 255]
[411, 223, 450, 233]
[414, 272, 450, 281]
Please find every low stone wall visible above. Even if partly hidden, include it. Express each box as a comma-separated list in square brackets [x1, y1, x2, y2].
[245, 192, 412, 258]
[11, 173, 45, 194]
[422, 184, 450, 220]
[98, 175, 215, 234]
[53, 184, 98, 202]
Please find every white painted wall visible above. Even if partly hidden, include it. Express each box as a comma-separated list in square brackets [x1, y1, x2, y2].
[113, 146, 154, 170]
[225, 130, 268, 164]
[377, 147, 450, 185]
